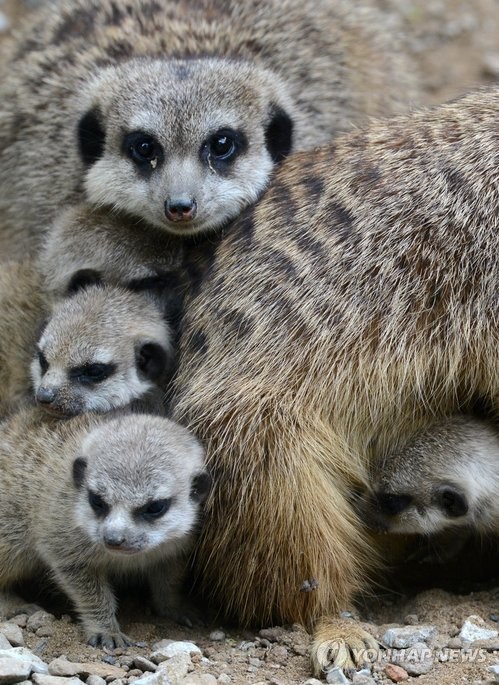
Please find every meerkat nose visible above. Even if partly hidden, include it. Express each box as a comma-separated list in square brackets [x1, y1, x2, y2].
[103, 531, 126, 548]
[36, 386, 57, 405]
[165, 197, 197, 222]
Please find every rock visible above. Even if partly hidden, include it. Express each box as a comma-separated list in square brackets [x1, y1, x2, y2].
[470, 638, 499, 651]
[384, 664, 409, 682]
[156, 653, 192, 684]
[403, 615, 418, 626]
[325, 667, 349, 684]
[302, 680, 322, 685]
[0, 11, 10, 33]
[0, 649, 49, 675]
[180, 676, 217, 685]
[133, 658, 157, 673]
[0, 625, 23, 648]
[7, 619, 26, 631]
[217, 675, 231, 684]
[488, 664, 499, 683]
[151, 642, 201, 659]
[236, 641, 255, 651]
[247, 658, 261, 668]
[32, 676, 85, 685]
[26, 612, 55, 634]
[339, 611, 353, 619]
[48, 658, 126, 680]
[491, 615, 499, 623]
[270, 646, 288, 665]
[447, 637, 462, 649]
[382, 626, 437, 648]
[351, 674, 376, 685]
[258, 628, 285, 642]
[87, 676, 107, 685]
[208, 631, 225, 642]
[0, 639, 10, 652]
[35, 627, 54, 638]
[459, 616, 498, 643]
[0, 658, 31, 684]
[392, 643, 433, 676]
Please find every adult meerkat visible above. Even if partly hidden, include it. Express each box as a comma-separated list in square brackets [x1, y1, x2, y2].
[0, 408, 210, 647]
[361, 416, 499, 538]
[168, 89, 499, 675]
[0, 0, 417, 256]
[32, 282, 174, 417]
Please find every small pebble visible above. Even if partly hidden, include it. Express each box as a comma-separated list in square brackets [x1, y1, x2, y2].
[32, 676, 84, 685]
[302, 680, 322, 685]
[217, 675, 231, 684]
[181, 675, 217, 685]
[35, 627, 54, 638]
[459, 616, 498, 643]
[132, 658, 156, 673]
[490, 615, 499, 623]
[0, 638, 11, 651]
[101, 657, 116, 666]
[156, 653, 192, 683]
[351, 675, 376, 685]
[26, 612, 55, 634]
[247, 658, 261, 668]
[325, 667, 349, 685]
[258, 628, 284, 642]
[87, 676, 107, 685]
[384, 664, 409, 683]
[236, 641, 255, 652]
[339, 611, 353, 619]
[488, 664, 499, 684]
[382, 626, 437, 649]
[403, 615, 418, 626]
[208, 631, 225, 642]
[0, 657, 31, 684]
[127, 670, 143, 678]
[392, 643, 434, 677]
[151, 641, 201, 658]
[7, 619, 27, 631]
[270, 646, 288, 665]
[0, 624, 24, 647]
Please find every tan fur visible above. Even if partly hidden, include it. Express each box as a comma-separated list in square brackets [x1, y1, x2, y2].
[168, 89, 499, 667]
[0, 259, 46, 419]
[0, 407, 207, 646]
[0, 0, 417, 257]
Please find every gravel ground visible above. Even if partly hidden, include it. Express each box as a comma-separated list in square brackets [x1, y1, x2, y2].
[0, 1, 498, 684]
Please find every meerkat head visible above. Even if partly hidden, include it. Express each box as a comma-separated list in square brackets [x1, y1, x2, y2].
[77, 57, 295, 236]
[31, 277, 173, 417]
[72, 415, 211, 556]
[359, 418, 499, 536]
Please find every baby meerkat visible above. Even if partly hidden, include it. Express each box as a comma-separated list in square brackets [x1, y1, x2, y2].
[360, 416, 499, 537]
[0, 408, 210, 647]
[0, 0, 417, 255]
[32, 282, 174, 417]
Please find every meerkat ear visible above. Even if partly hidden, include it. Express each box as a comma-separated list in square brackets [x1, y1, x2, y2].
[436, 485, 468, 518]
[77, 107, 105, 165]
[264, 105, 294, 164]
[72, 457, 87, 489]
[190, 471, 212, 504]
[66, 269, 103, 295]
[135, 341, 168, 381]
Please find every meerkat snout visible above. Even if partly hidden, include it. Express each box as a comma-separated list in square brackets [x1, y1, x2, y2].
[165, 197, 197, 223]
[32, 280, 173, 416]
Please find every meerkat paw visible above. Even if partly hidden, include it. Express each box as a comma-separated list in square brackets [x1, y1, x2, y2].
[0, 591, 44, 619]
[87, 630, 133, 650]
[311, 618, 379, 678]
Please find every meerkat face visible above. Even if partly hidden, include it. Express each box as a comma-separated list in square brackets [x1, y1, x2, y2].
[360, 482, 470, 535]
[77, 58, 294, 236]
[72, 416, 211, 557]
[31, 281, 172, 417]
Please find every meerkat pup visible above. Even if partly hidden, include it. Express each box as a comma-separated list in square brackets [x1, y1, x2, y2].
[168, 88, 499, 674]
[32, 282, 174, 417]
[360, 416, 499, 538]
[0, 0, 417, 256]
[0, 408, 210, 647]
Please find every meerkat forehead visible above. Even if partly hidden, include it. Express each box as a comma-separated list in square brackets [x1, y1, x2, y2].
[39, 285, 170, 364]
[80, 415, 205, 494]
[86, 57, 292, 146]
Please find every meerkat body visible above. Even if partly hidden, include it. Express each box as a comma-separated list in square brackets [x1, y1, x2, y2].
[32, 283, 174, 416]
[0, 0, 417, 256]
[0, 259, 47, 419]
[168, 89, 499, 672]
[361, 416, 499, 537]
[0, 408, 209, 647]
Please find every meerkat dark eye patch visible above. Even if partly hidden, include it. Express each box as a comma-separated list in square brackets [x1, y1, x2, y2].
[123, 131, 164, 172]
[135, 498, 172, 521]
[88, 490, 109, 517]
[265, 105, 293, 164]
[37, 349, 49, 375]
[66, 269, 103, 295]
[436, 486, 468, 518]
[376, 492, 413, 515]
[200, 128, 247, 173]
[78, 108, 105, 165]
[135, 341, 168, 381]
[69, 362, 116, 384]
[190, 471, 212, 504]
[72, 457, 87, 489]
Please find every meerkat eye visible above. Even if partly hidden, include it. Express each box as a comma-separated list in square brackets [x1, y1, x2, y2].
[69, 362, 116, 384]
[88, 491, 109, 516]
[136, 498, 172, 521]
[202, 128, 247, 168]
[38, 350, 49, 374]
[436, 486, 468, 518]
[209, 131, 236, 159]
[123, 132, 163, 168]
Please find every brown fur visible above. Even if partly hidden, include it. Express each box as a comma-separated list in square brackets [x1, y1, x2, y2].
[0, 0, 417, 257]
[0, 259, 46, 419]
[169, 89, 499, 667]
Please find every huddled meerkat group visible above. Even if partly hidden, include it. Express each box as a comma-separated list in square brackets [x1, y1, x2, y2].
[0, 0, 497, 677]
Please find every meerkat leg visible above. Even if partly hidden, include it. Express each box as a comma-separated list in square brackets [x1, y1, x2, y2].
[50, 564, 131, 648]
[0, 590, 43, 619]
[310, 618, 379, 677]
[148, 557, 198, 627]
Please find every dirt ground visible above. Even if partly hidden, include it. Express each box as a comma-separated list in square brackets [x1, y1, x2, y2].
[0, 1, 498, 683]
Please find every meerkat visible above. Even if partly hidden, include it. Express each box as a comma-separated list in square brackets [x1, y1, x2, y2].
[32, 282, 174, 417]
[0, 259, 48, 419]
[0, 407, 210, 646]
[165, 88, 499, 675]
[0, 0, 417, 257]
[360, 416, 499, 539]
